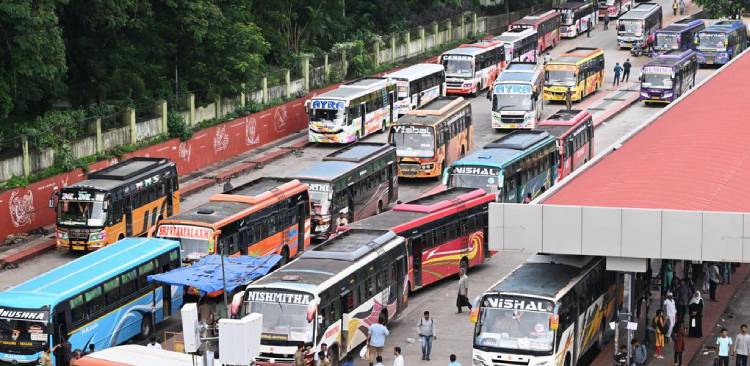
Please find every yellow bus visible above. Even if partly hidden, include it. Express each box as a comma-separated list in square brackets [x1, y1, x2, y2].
[52, 157, 180, 251]
[543, 47, 605, 102]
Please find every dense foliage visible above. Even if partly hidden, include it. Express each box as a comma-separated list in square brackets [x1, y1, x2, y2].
[0, 0, 478, 126]
[692, 0, 750, 18]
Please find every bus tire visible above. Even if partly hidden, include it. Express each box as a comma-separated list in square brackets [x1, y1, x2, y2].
[378, 310, 389, 325]
[380, 120, 387, 133]
[118, 234, 125, 242]
[140, 314, 153, 340]
[596, 319, 606, 350]
[459, 258, 469, 275]
[564, 354, 571, 366]
[279, 246, 290, 266]
[460, 146, 466, 158]
[376, 201, 384, 215]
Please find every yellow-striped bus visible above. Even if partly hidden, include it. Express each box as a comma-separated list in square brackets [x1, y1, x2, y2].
[543, 47, 605, 102]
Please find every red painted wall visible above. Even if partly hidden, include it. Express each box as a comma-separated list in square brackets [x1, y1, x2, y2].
[0, 85, 339, 240]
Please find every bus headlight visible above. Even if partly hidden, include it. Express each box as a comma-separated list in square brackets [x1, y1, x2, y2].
[89, 231, 106, 241]
[421, 163, 434, 170]
[56, 231, 68, 240]
[463, 82, 473, 88]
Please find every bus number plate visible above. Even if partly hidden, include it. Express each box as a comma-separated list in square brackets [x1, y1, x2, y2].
[72, 245, 85, 251]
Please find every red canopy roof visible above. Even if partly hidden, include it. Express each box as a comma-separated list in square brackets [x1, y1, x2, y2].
[543, 52, 750, 212]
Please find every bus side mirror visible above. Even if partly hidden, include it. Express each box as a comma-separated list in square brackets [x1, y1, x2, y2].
[441, 172, 449, 186]
[48, 190, 58, 208]
[103, 200, 109, 211]
[304, 100, 310, 114]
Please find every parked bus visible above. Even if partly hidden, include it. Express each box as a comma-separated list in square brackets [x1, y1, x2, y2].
[349, 188, 494, 291]
[154, 178, 310, 264]
[241, 229, 408, 365]
[555, 2, 597, 38]
[443, 130, 557, 202]
[510, 10, 562, 52]
[471, 255, 616, 366]
[598, 0, 632, 19]
[385, 63, 446, 117]
[695, 20, 748, 65]
[490, 62, 544, 130]
[640, 49, 698, 104]
[307, 77, 396, 144]
[654, 18, 705, 54]
[389, 97, 472, 179]
[440, 40, 505, 96]
[492, 28, 539, 63]
[536, 109, 595, 181]
[617, 2, 663, 49]
[0, 238, 183, 366]
[52, 157, 179, 251]
[288, 142, 398, 241]
[544, 47, 605, 102]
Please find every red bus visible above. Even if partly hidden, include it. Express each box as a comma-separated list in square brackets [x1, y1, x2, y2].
[509, 10, 562, 53]
[348, 187, 494, 291]
[536, 109, 595, 181]
[598, 0, 633, 19]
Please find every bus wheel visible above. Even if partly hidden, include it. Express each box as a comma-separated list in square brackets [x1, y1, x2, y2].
[380, 120, 387, 133]
[459, 258, 469, 275]
[564, 354, 571, 366]
[596, 320, 606, 350]
[376, 201, 384, 215]
[460, 146, 466, 158]
[279, 247, 290, 266]
[140, 314, 153, 340]
[118, 234, 125, 242]
[378, 310, 389, 325]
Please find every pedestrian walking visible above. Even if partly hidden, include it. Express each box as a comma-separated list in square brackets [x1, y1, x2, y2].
[613, 345, 628, 365]
[86, 344, 95, 356]
[676, 279, 691, 325]
[632, 338, 648, 366]
[664, 292, 677, 342]
[417, 311, 436, 361]
[294, 345, 305, 366]
[622, 59, 632, 82]
[368, 319, 390, 365]
[679, 0, 685, 14]
[565, 87, 573, 110]
[717, 328, 733, 366]
[653, 310, 667, 358]
[586, 19, 592, 38]
[688, 291, 704, 337]
[393, 347, 404, 366]
[448, 354, 462, 366]
[673, 323, 687, 365]
[734, 324, 750, 366]
[664, 261, 675, 293]
[456, 267, 472, 313]
[544, 53, 552, 65]
[315, 343, 328, 366]
[613, 63, 623, 86]
[709, 262, 722, 301]
[604, 13, 610, 30]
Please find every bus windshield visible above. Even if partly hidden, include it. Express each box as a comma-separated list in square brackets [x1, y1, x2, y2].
[450, 172, 500, 192]
[545, 68, 577, 86]
[443, 57, 474, 78]
[642, 72, 673, 89]
[698, 32, 727, 51]
[618, 20, 643, 36]
[58, 200, 107, 226]
[475, 307, 555, 353]
[494, 93, 533, 112]
[309, 190, 332, 216]
[560, 10, 575, 25]
[656, 33, 679, 50]
[156, 224, 213, 261]
[310, 108, 343, 122]
[392, 129, 435, 158]
[248, 298, 314, 343]
[0, 319, 49, 352]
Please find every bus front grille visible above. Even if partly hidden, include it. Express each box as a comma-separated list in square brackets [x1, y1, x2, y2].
[447, 81, 464, 88]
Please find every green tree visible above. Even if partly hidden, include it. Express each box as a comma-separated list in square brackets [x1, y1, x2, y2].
[0, 1, 67, 119]
[693, 0, 750, 18]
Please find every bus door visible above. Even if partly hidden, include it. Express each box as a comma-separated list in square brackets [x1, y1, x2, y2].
[388, 91, 395, 123]
[387, 162, 396, 203]
[297, 202, 306, 251]
[166, 177, 175, 216]
[411, 236, 423, 287]
[359, 102, 367, 137]
[126, 197, 134, 236]
[395, 252, 407, 311]
[53, 307, 69, 365]
[159, 255, 172, 318]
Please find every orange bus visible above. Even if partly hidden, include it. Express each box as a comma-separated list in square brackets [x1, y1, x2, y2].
[389, 96, 472, 179]
[154, 177, 310, 265]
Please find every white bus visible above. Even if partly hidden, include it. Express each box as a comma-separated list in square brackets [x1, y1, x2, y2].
[440, 40, 505, 97]
[307, 78, 397, 144]
[617, 2, 663, 49]
[598, 0, 633, 19]
[385, 63, 446, 117]
[490, 62, 544, 129]
[493, 28, 539, 64]
[240, 229, 408, 365]
[556, 1, 597, 38]
[471, 255, 617, 366]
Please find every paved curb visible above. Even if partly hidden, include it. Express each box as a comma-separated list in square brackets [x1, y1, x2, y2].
[0, 239, 56, 268]
[592, 92, 641, 128]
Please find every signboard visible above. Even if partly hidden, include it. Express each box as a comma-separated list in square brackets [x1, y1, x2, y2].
[483, 297, 554, 312]
[442, 55, 473, 61]
[60, 191, 101, 201]
[157, 225, 213, 240]
[452, 166, 500, 176]
[391, 125, 432, 135]
[643, 66, 673, 74]
[311, 100, 345, 110]
[494, 83, 533, 95]
[0, 307, 49, 322]
[246, 291, 313, 305]
[308, 183, 330, 192]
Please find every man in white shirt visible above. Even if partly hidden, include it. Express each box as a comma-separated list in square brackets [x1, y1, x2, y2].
[663, 292, 677, 341]
[393, 347, 404, 366]
[734, 324, 750, 366]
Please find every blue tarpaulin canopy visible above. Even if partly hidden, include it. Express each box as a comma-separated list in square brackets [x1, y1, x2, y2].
[148, 254, 282, 296]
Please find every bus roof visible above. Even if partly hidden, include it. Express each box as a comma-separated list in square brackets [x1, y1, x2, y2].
[645, 49, 696, 68]
[620, 2, 661, 20]
[73, 345, 199, 366]
[490, 254, 596, 300]
[493, 28, 537, 42]
[496, 71, 535, 83]
[550, 47, 602, 65]
[537, 110, 592, 138]
[453, 130, 554, 168]
[323, 142, 393, 163]
[0, 238, 179, 309]
[70, 157, 174, 192]
[702, 20, 746, 33]
[251, 229, 399, 289]
[349, 188, 492, 232]
[290, 161, 359, 182]
[313, 78, 390, 101]
[512, 10, 559, 26]
[554, 1, 591, 10]
[385, 63, 444, 80]
[658, 18, 704, 32]
[396, 97, 468, 126]
[505, 62, 538, 72]
[161, 178, 306, 227]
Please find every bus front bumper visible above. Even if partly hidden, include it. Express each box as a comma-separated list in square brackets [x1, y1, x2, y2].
[544, 87, 580, 102]
[640, 90, 674, 103]
[308, 129, 357, 144]
[398, 161, 441, 178]
[56, 229, 108, 251]
[697, 52, 728, 65]
[446, 83, 477, 95]
[560, 26, 577, 38]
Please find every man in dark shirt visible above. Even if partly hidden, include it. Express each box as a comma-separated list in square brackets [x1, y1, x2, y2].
[622, 59, 632, 82]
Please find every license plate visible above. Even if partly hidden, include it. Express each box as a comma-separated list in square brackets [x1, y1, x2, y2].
[72, 245, 85, 251]
[504, 124, 519, 129]
[707, 60, 714, 64]
[652, 96, 660, 100]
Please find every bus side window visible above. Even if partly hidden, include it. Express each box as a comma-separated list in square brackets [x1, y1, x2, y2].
[137, 260, 156, 288]
[120, 269, 137, 296]
[69, 295, 86, 324]
[169, 249, 180, 269]
[103, 277, 120, 306]
[85, 286, 105, 315]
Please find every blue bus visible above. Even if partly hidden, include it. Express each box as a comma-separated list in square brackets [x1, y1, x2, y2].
[654, 18, 705, 54]
[442, 130, 557, 202]
[0, 238, 182, 365]
[640, 49, 698, 104]
[695, 20, 748, 65]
